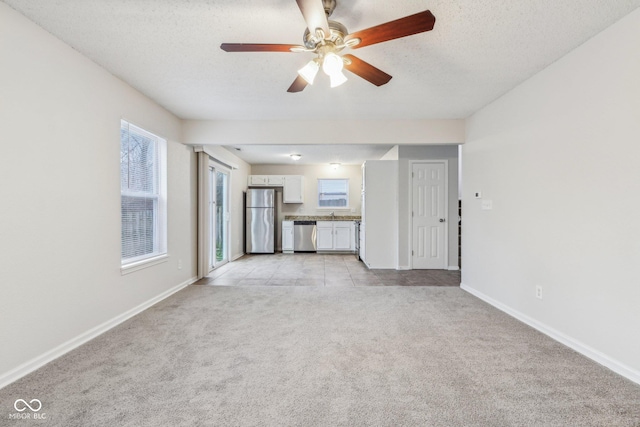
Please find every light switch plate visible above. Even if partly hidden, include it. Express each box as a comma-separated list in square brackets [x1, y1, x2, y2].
[481, 200, 493, 210]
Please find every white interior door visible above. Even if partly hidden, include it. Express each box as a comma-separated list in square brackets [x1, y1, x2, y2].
[412, 162, 447, 269]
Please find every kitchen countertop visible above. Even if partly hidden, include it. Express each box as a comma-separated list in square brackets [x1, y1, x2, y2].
[285, 215, 361, 221]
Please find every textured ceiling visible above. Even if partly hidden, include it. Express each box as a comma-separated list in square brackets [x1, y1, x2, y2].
[4, 0, 640, 122]
[223, 144, 394, 165]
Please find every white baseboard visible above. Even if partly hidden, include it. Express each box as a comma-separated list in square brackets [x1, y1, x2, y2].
[230, 252, 244, 262]
[397, 265, 410, 270]
[461, 283, 640, 386]
[447, 265, 460, 271]
[0, 276, 197, 390]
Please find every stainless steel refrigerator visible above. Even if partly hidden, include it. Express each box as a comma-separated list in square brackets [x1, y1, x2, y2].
[245, 189, 275, 253]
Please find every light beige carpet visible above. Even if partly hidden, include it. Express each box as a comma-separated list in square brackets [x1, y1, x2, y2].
[1, 285, 639, 426]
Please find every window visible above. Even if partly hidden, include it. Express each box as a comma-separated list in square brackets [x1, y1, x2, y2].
[120, 120, 167, 267]
[317, 178, 349, 208]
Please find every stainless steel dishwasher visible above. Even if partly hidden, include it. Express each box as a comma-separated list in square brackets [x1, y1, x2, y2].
[293, 221, 317, 252]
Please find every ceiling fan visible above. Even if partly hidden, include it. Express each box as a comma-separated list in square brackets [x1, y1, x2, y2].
[220, 0, 436, 92]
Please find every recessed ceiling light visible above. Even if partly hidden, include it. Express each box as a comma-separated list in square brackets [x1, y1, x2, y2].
[290, 154, 302, 161]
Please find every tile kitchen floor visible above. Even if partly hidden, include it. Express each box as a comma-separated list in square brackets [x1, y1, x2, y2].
[196, 254, 461, 287]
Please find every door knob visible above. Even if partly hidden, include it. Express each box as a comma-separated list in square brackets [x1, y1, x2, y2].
[439, 218, 446, 223]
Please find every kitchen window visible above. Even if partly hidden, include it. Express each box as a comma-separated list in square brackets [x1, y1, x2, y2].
[120, 120, 167, 271]
[317, 178, 349, 209]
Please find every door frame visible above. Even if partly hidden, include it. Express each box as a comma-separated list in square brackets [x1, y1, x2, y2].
[408, 160, 449, 270]
[209, 162, 231, 271]
[197, 152, 233, 278]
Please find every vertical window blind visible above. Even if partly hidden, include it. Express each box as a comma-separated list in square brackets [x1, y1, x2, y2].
[120, 120, 166, 264]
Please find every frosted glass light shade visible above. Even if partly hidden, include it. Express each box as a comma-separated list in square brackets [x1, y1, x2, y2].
[322, 52, 344, 75]
[329, 70, 348, 88]
[298, 60, 319, 84]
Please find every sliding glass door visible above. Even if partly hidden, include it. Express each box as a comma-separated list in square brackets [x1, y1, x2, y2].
[208, 164, 230, 271]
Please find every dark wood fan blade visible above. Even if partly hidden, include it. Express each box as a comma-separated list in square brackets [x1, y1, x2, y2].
[220, 43, 300, 52]
[296, 0, 330, 39]
[287, 75, 308, 93]
[345, 10, 435, 49]
[342, 54, 392, 86]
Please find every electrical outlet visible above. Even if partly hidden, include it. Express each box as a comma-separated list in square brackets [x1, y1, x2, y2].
[536, 285, 543, 300]
[178, 259, 182, 270]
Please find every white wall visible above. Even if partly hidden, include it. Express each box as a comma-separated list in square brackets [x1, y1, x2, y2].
[380, 145, 400, 160]
[462, 9, 640, 382]
[0, 4, 197, 385]
[250, 164, 362, 217]
[397, 146, 460, 270]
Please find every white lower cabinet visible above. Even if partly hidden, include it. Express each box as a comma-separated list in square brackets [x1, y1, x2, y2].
[282, 221, 294, 252]
[333, 223, 353, 250]
[316, 222, 334, 250]
[316, 221, 355, 252]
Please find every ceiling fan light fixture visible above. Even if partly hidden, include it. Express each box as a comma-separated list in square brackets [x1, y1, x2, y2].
[322, 52, 343, 75]
[290, 154, 302, 161]
[330, 162, 341, 170]
[328, 70, 348, 88]
[297, 59, 320, 84]
[322, 51, 347, 88]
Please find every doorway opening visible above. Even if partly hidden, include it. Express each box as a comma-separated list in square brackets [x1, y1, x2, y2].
[208, 163, 230, 272]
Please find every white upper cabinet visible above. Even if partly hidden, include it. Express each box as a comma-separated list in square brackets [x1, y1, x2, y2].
[248, 175, 284, 186]
[267, 176, 284, 186]
[249, 175, 302, 202]
[249, 175, 268, 186]
[283, 175, 304, 203]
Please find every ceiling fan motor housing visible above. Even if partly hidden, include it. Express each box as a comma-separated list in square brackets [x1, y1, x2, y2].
[303, 20, 348, 49]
